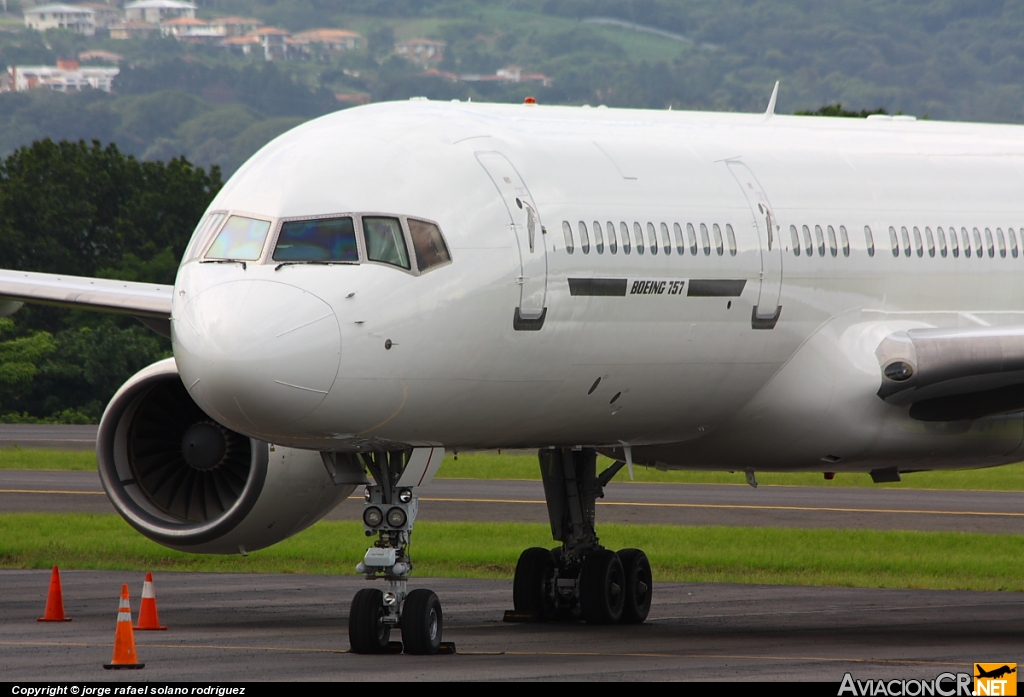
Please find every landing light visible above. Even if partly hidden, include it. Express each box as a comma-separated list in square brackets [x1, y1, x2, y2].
[386, 507, 407, 528]
[398, 488, 413, 503]
[363, 506, 383, 528]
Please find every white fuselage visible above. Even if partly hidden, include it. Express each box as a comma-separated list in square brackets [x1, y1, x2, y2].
[171, 100, 1024, 473]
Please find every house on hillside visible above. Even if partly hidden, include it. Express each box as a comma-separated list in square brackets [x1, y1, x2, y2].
[395, 38, 445, 65]
[207, 16, 263, 37]
[291, 28, 363, 58]
[109, 20, 156, 40]
[220, 34, 261, 56]
[77, 3, 121, 29]
[248, 26, 291, 61]
[159, 16, 205, 36]
[5, 60, 119, 92]
[123, 0, 195, 25]
[23, 4, 99, 36]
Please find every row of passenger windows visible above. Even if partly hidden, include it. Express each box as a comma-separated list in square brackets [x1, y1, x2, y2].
[196, 212, 452, 273]
[562, 220, 738, 257]
[791, 224, 1024, 260]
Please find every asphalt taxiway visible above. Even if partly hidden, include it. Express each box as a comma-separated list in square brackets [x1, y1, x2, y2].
[4, 469, 1024, 533]
[2, 569, 1020, 681]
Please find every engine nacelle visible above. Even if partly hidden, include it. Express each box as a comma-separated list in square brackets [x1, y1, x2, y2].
[97, 358, 359, 554]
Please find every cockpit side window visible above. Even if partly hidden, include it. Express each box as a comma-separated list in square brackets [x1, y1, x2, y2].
[273, 217, 359, 262]
[408, 218, 452, 272]
[206, 215, 272, 261]
[184, 212, 226, 262]
[363, 216, 411, 269]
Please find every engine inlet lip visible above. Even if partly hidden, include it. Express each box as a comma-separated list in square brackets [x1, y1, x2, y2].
[96, 360, 269, 547]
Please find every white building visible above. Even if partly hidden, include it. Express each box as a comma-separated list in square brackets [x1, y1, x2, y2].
[123, 0, 195, 25]
[23, 4, 98, 36]
[7, 61, 119, 93]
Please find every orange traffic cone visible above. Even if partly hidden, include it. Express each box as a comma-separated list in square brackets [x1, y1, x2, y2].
[103, 584, 144, 670]
[134, 572, 167, 630]
[37, 566, 72, 622]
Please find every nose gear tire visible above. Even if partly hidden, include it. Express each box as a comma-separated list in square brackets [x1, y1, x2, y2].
[513, 547, 556, 620]
[617, 548, 652, 624]
[401, 589, 442, 655]
[349, 588, 391, 654]
[579, 549, 625, 625]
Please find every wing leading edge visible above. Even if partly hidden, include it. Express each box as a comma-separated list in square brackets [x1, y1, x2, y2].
[0, 269, 172, 337]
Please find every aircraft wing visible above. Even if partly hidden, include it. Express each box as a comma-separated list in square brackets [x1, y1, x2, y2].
[876, 325, 1024, 421]
[0, 269, 172, 336]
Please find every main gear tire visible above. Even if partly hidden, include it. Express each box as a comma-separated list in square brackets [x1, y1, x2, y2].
[617, 548, 652, 624]
[513, 547, 557, 620]
[579, 548, 624, 625]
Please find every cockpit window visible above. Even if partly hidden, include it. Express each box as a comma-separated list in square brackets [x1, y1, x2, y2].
[408, 218, 451, 272]
[206, 215, 272, 261]
[363, 216, 410, 269]
[273, 217, 359, 262]
[184, 212, 226, 262]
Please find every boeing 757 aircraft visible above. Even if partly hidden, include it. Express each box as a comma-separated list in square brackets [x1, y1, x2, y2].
[4, 93, 1024, 654]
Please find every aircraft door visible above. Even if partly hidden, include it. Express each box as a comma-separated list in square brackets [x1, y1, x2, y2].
[727, 161, 782, 329]
[475, 151, 548, 327]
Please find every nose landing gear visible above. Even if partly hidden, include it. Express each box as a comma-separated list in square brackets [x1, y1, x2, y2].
[342, 449, 454, 655]
[507, 447, 653, 625]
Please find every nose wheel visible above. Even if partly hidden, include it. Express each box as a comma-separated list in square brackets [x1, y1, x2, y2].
[507, 448, 653, 626]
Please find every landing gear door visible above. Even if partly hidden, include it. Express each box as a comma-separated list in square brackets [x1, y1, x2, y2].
[727, 160, 782, 329]
[475, 151, 548, 323]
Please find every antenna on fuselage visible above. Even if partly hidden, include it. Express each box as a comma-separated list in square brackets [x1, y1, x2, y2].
[763, 80, 779, 121]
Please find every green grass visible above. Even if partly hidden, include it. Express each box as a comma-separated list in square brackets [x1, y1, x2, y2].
[5, 448, 1024, 491]
[3, 513, 1023, 591]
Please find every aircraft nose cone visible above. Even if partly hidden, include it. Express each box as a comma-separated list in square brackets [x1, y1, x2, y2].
[174, 280, 341, 432]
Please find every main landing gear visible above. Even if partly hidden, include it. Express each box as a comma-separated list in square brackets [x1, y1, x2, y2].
[341, 449, 454, 655]
[508, 448, 653, 625]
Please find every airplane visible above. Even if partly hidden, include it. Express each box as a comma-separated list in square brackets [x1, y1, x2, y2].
[976, 666, 1017, 680]
[4, 91, 1024, 655]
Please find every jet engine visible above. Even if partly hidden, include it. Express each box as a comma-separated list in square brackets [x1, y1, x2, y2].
[96, 358, 360, 554]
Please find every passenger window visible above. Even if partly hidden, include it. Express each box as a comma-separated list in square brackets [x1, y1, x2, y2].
[839, 225, 850, 257]
[901, 226, 911, 257]
[408, 218, 451, 272]
[186, 211, 227, 262]
[984, 227, 995, 258]
[1009, 228, 1019, 258]
[274, 216, 359, 262]
[889, 226, 899, 257]
[593, 220, 605, 254]
[661, 222, 671, 255]
[912, 226, 923, 258]
[827, 225, 838, 257]
[936, 227, 947, 258]
[607, 221, 617, 254]
[578, 221, 591, 254]
[864, 225, 875, 257]
[815, 225, 825, 257]
[802, 225, 813, 256]
[674, 223, 685, 255]
[562, 220, 575, 254]
[634, 222, 644, 255]
[206, 214, 272, 261]
[790, 225, 800, 256]
[924, 227, 935, 258]
[948, 226, 959, 258]
[961, 227, 971, 258]
[712, 223, 724, 256]
[686, 223, 698, 255]
[363, 216, 410, 269]
[699, 223, 711, 256]
[647, 222, 657, 255]
[726, 224, 737, 256]
[996, 228, 1007, 258]
[973, 227, 983, 257]
[620, 222, 631, 254]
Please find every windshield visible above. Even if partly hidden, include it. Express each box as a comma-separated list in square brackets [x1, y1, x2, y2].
[273, 217, 359, 262]
[206, 215, 272, 261]
[363, 216, 410, 269]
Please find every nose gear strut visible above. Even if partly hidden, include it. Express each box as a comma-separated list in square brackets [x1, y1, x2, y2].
[506, 447, 653, 625]
[340, 448, 454, 655]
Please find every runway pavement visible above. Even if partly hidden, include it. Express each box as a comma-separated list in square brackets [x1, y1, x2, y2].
[0, 424, 97, 450]
[4, 469, 1024, 532]
[2, 569, 1020, 681]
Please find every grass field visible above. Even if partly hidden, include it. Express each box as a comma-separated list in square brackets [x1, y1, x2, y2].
[4, 447, 1024, 491]
[3, 513, 1023, 591]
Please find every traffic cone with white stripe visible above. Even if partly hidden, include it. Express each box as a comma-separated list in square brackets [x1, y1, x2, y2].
[37, 565, 71, 622]
[134, 572, 167, 630]
[103, 584, 144, 670]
